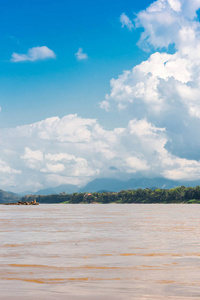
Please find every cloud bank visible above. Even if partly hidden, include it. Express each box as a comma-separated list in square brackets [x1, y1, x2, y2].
[101, 0, 200, 162]
[0, 114, 200, 192]
[11, 46, 56, 62]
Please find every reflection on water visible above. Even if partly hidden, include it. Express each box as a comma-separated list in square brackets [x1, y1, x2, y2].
[1, 204, 200, 299]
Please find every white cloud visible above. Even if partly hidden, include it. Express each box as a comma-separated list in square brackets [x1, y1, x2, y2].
[0, 114, 200, 192]
[0, 159, 21, 174]
[99, 100, 110, 112]
[125, 156, 149, 172]
[45, 153, 76, 162]
[41, 163, 65, 173]
[120, 13, 134, 30]
[135, 0, 200, 51]
[11, 46, 56, 62]
[128, 118, 165, 136]
[167, 0, 182, 12]
[75, 48, 88, 60]
[101, 51, 195, 114]
[22, 147, 43, 161]
[21, 147, 44, 170]
[100, 0, 200, 163]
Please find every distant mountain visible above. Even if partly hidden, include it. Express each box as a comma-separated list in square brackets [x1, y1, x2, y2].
[127, 177, 180, 190]
[78, 178, 127, 193]
[0, 189, 21, 204]
[27, 177, 200, 196]
[35, 184, 78, 195]
[181, 180, 200, 187]
[78, 177, 200, 192]
[19, 190, 35, 196]
[78, 177, 181, 193]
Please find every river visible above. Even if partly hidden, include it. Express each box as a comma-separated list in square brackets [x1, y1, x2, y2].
[1, 204, 200, 299]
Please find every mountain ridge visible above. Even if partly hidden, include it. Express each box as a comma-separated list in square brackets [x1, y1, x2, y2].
[0, 189, 21, 204]
[31, 177, 200, 195]
[2, 177, 200, 203]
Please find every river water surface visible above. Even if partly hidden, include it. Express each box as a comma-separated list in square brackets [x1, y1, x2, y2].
[1, 204, 200, 299]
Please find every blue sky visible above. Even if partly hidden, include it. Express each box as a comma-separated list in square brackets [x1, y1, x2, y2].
[0, 0, 152, 128]
[1, 0, 200, 192]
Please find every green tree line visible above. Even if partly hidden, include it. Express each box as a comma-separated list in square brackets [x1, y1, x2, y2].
[22, 186, 200, 204]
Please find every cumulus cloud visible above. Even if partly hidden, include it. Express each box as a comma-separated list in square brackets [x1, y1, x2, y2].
[11, 46, 56, 62]
[120, 13, 134, 30]
[134, 0, 200, 51]
[102, 51, 194, 114]
[99, 100, 110, 112]
[21, 147, 44, 170]
[0, 159, 21, 174]
[100, 0, 200, 162]
[0, 114, 200, 192]
[104, 0, 200, 113]
[75, 48, 88, 60]
[41, 163, 65, 173]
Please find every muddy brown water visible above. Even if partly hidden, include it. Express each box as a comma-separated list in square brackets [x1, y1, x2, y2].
[1, 204, 200, 299]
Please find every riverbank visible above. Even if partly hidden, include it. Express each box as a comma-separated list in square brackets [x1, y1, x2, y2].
[5, 199, 39, 205]
[21, 186, 200, 204]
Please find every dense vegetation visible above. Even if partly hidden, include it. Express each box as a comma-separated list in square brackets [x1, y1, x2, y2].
[0, 189, 20, 204]
[22, 186, 200, 204]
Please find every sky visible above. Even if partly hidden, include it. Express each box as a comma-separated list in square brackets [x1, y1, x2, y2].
[1, 0, 200, 192]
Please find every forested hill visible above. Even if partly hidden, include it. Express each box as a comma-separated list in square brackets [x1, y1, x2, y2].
[0, 189, 20, 204]
[22, 186, 200, 204]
